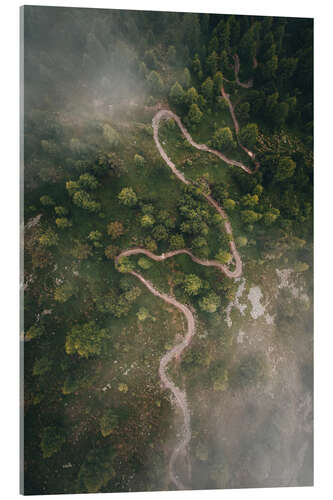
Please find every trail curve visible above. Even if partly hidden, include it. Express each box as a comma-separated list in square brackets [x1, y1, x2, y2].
[115, 56, 259, 489]
[233, 53, 254, 89]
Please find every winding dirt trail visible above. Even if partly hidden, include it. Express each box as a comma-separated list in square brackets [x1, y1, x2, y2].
[233, 53, 254, 89]
[221, 84, 260, 168]
[130, 270, 194, 489]
[115, 56, 259, 489]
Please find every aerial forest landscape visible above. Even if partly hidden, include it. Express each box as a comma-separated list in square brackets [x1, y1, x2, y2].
[22, 6, 313, 495]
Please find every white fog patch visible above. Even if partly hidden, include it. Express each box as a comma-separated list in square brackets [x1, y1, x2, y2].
[225, 278, 247, 328]
[248, 286, 265, 319]
[247, 286, 275, 325]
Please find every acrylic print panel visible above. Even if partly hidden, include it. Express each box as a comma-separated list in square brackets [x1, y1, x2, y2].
[21, 5, 313, 495]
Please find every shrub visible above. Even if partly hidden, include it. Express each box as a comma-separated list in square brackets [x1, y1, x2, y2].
[138, 257, 152, 269]
[25, 324, 45, 341]
[236, 236, 248, 247]
[183, 274, 203, 296]
[55, 217, 72, 229]
[137, 307, 149, 321]
[39, 228, 58, 247]
[40, 195, 55, 206]
[152, 224, 168, 241]
[54, 206, 68, 216]
[140, 214, 155, 227]
[215, 250, 232, 264]
[223, 199, 236, 210]
[107, 221, 125, 239]
[105, 245, 119, 260]
[212, 127, 235, 150]
[199, 292, 221, 313]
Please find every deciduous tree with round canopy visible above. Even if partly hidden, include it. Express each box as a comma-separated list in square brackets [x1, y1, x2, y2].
[78, 173, 99, 190]
[152, 224, 168, 241]
[241, 193, 259, 208]
[199, 292, 221, 313]
[55, 217, 72, 229]
[215, 249, 232, 264]
[105, 245, 118, 260]
[40, 195, 55, 207]
[236, 236, 248, 247]
[137, 307, 150, 321]
[107, 221, 125, 239]
[39, 228, 58, 247]
[223, 198, 236, 211]
[169, 234, 185, 250]
[183, 274, 203, 296]
[212, 127, 235, 150]
[54, 206, 68, 216]
[241, 210, 262, 224]
[118, 187, 138, 206]
[140, 214, 155, 227]
[138, 257, 152, 270]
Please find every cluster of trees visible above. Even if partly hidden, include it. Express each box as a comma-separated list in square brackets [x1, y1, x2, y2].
[65, 320, 108, 358]
[24, 7, 312, 495]
[66, 174, 101, 213]
[168, 69, 228, 126]
[172, 271, 222, 314]
[94, 284, 142, 318]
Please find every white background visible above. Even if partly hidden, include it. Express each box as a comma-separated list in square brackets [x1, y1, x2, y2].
[0, 0, 332, 498]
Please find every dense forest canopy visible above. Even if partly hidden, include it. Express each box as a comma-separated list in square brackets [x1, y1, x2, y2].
[23, 6, 313, 495]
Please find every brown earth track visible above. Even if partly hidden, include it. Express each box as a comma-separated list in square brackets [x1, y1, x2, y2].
[115, 55, 259, 489]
